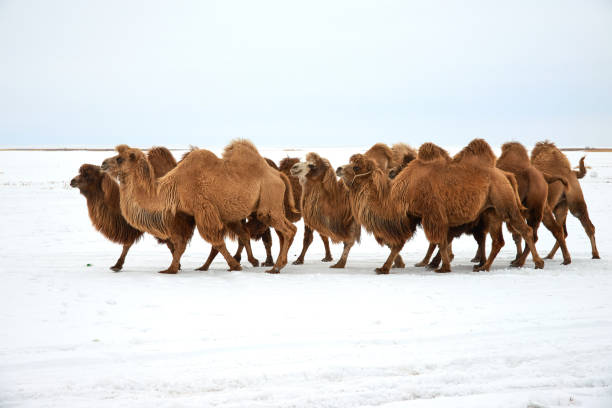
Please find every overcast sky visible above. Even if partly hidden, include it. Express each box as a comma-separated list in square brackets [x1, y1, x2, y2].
[1, 0, 611, 148]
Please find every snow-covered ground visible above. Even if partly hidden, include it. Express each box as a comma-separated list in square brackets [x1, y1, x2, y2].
[1, 146, 611, 408]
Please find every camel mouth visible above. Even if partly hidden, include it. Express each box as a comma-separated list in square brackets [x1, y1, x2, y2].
[70, 178, 78, 187]
[100, 161, 110, 171]
[335, 166, 344, 177]
[290, 162, 309, 178]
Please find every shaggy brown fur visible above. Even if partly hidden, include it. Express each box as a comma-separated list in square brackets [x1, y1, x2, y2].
[290, 153, 361, 268]
[388, 143, 418, 178]
[495, 142, 572, 265]
[531, 141, 600, 259]
[364, 143, 394, 172]
[101, 140, 297, 274]
[337, 139, 544, 273]
[71, 147, 194, 271]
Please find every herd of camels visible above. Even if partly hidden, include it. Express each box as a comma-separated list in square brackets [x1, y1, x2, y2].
[70, 139, 599, 274]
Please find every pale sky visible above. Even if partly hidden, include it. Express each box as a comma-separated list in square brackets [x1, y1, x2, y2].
[1, 0, 611, 148]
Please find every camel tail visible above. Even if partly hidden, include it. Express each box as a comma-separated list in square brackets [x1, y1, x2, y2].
[504, 172, 527, 214]
[541, 172, 569, 188]
[574, 156, 587, 179]
[279, 172, 300, 219]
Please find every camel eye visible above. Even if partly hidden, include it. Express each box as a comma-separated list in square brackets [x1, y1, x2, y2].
[353, 166, 360, 172]
[117, 157, 124, 164]
[308, 164, 315, 169]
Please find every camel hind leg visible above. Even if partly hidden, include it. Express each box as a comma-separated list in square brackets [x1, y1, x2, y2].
[159, 237, 187, 274]
[193, 205, 241, 271]
[261, 228, 275, 266]
[541, 206, 571, 265]
[474, 219, 504, 272]
[320, 234, 333, 262]
[197, 247, 218, 271]
[569, 200, 600, 259]
[260, 212, 296, 273]
[507, 213, 544, 269]
[376, 243, 405, 274]
[415, 243, 436, 267]
[545, 202, 568, 259]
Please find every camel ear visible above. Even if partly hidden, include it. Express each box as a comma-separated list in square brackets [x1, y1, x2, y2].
[129, 152, 136, 161]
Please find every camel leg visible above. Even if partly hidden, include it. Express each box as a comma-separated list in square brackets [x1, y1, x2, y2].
[330, 240, 354, 268]
[193, 207, 241, 271]
[428, 249, 442, 269]
[511, 232, 522, 264]
[470, 228, 486, 264]
[293, 225, 314, 265]
[196, 247, 218, 271]
[545, 202, 568, 259]
[261, 228, 275, 267]
[320, 234, 333, 262]
[415, 243, 437, 267]
[435, 239, 452, 273]
[569, 202, 600, 259]
[263, 214, 296, 274]
[376, 243, 405, 274]
[159, 238, 187, 274]
[507, 215, 544, 269]
[392, 253, 405, 268]
[541, 207, 571, 265]
[165, 241, 182, 270]
[233, 241, 244, 263]
[474, 221, 504, 272]
[110, 243, 132, 272]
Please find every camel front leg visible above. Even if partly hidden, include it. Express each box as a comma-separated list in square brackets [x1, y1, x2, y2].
[265, 215, 296, 274]
[196, 247, 218, 271]
[319, 233, 333, 262]
[159, 238, 187, 274]
[376, 243, 405, 274]
[470, 228, 486, 264]
[435, 239, 452, 273]
[415, 243, 436, 267]
[508, 216, 544, 269]
[293, 225, 314, 265]
[545, 202, 568, 259]
[110, 243, 133, 272]
[331, 239, 355, 268]
[233, 241, 244, 263]
[261, 228, 274, 267]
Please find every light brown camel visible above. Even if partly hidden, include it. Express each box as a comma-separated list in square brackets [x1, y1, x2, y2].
[531, 141, 600, 259]
[290, 152, 361, 268]
[101, 140, 297, 274]
[494, 142, 572, 265]
[71, 148, 195, 271]
[337, 139, 545, 273]
[198, 157, 305, 270]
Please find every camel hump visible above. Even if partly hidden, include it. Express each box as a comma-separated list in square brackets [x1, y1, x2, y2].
[279, 157, 300, 173]
[453, 138, 496, 166]
[417, 143, 451, 162]
[264, 157, 279, 170]
[391, 143, 417, 167]
[364, 143, 393, 170]
[500, 142, 529, 161]
[148, 147, 177, 178]
[222, 139, 260, 160]
[530, 140, 572, 170]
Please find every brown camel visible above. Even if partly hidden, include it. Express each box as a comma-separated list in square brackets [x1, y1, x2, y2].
[388, 143, 418, 179]
[531, 141, 600, 259]
[71, 147, 194, 271]
[290, 152, 361, 268]
[199, 157, 305, 270]
[101, 140, 297, 274]
[337, 139, 545, 274]
[494, 142, 572, 265]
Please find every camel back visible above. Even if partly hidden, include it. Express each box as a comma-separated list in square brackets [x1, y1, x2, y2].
[453, 139, 496, 166]
[497, 142, 530, 171]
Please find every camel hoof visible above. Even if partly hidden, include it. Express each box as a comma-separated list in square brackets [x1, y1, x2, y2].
[427, 263, 440, 270]
[159, 269, 178, 274]
[262, 260, 275, 267]
[414, 262, 427, 267]
[110, 265, 122, 272]
[593, 254, 601, 259]
[392, 261, 405, 269]
[545, 254, 554, 260]
[510, 260, 524, 268]
[375, 267, 389, 275]
[534, 260, 544, 269]
[266, 267, 280, 274]
[472, 265, 482, 272]
[228, 265, 242, 271]
[249, 258, 260, 267]
[435, 267, 451, 273]
[562, 258, 572, 265]
[195, 264, 210, 271]
[321, 256, 333, 262]
[470, 257, 481, 263]
[330, 262, 346, 268]
[292, 258, 304, 265]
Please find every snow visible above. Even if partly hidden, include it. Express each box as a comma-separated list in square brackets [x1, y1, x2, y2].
[1, 147, 611, 408]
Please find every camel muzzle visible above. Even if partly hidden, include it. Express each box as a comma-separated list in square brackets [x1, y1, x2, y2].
[336, 166, 344, 177]
[70, 178, 78, 187]
[100, 160, 110, 171]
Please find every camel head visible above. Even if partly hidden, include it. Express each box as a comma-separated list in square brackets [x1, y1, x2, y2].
[101, 145, 147, 178]
[388, 153, 417, 179]
[279, 157, 300, 174]
[290, 153, 331, 184]
[336, 154, 376, 187]
[70, 164, 104, 194]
